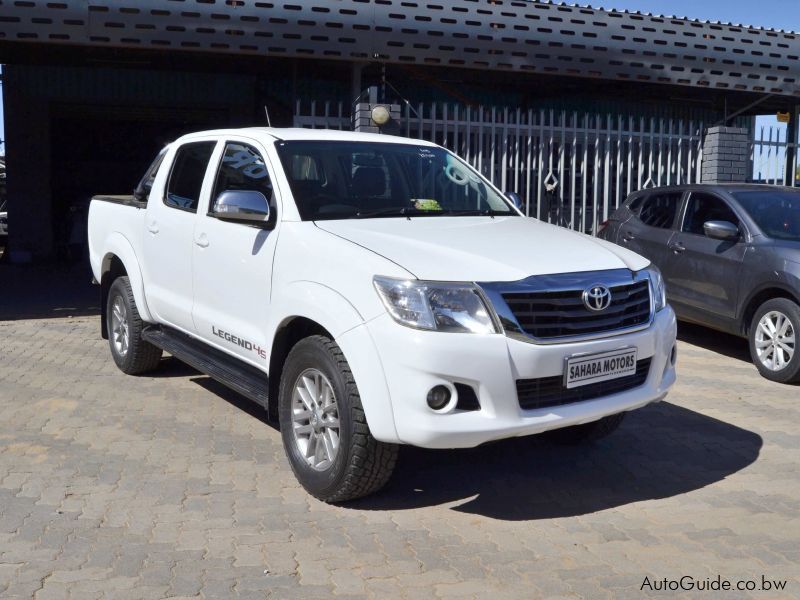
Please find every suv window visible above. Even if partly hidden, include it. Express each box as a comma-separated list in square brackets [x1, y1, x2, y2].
[212, 143, 274, 212]
[638, 192, 681, 229]
[165, 142, 216, 212]
[682, 193, 739, 236]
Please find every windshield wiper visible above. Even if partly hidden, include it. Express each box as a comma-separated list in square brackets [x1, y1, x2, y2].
[354, 207, 427, 219]
[440, 208, 508, 217]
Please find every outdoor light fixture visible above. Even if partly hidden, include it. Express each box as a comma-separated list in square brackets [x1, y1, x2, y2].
[371, 105, 391, 126]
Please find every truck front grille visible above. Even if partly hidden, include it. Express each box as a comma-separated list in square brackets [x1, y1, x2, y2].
[516, 357, 651, 411]
[502, 279, 650, 340]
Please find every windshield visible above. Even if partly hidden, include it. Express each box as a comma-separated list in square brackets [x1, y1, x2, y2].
[275, 141, 517, 221]
[732, 190, 800, 242]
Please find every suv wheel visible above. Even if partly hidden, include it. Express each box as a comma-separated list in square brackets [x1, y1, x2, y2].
[749, 298, 800, 384]
[543, 413, 626, 445]
[278, 335, 398, 502]
[107, 276, 163, 375]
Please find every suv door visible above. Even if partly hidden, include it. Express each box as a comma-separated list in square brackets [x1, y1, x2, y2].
[191, 139, 280, 367]
[142, 140, 217, 332]
[665, 191, 748, 318]
[618, 191, 683, 268]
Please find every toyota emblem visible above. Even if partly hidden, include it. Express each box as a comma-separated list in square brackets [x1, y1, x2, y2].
[582, 285, 612, 312]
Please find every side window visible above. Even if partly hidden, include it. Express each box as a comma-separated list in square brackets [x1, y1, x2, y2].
[165, 142, 216, 212]
[682, 193, 739, 236]
[135, 147, 167, 202]
[211, 143, 274, 211]
[638, 193, 681, 229]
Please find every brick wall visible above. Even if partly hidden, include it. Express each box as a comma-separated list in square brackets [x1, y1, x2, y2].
[701, 126, 751, 183]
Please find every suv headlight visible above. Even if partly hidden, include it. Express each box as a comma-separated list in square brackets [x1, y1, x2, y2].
[373, 276, 499, 334]
[643, 265, 667, 312]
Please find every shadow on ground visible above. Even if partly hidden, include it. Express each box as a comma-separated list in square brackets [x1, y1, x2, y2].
[0, 262, 99, 320]
[349, 402, 762, 520]
[677, 321, 751, 364]
[149, 349, 763, 521]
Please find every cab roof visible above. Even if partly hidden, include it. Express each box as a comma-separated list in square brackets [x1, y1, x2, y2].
[176, 127, 439, 147]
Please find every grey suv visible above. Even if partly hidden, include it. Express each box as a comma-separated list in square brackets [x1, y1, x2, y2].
[599, 184, 800, 384]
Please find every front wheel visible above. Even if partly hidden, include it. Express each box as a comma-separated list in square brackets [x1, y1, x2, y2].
[749, 298, 800, 384]
[278, 335, 398, 502]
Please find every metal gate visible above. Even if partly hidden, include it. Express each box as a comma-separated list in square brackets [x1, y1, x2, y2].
[294, 100, 706, 234]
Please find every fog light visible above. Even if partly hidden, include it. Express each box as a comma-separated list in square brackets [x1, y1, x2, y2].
[427, 385, 451, 411]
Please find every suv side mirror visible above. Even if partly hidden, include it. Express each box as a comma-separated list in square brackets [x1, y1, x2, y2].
[505, 191, 522, 210]
[703, 220, 739, 241]
[211, 190, 271, 226]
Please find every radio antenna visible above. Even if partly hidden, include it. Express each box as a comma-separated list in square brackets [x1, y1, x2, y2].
[264, 106, 273, 127]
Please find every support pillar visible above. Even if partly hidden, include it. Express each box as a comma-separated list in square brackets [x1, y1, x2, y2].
[701, 126, 750, 184]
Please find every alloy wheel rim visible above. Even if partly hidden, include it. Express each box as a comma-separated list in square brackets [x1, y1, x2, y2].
[111, 297, 130, 357]
[291, 368, 340, 471]
[755, 310, 795, 372]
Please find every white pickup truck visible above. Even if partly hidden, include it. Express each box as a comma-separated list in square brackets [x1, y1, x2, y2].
[88, 128, 677, 502]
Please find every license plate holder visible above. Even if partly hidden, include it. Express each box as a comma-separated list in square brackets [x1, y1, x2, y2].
[564, 347, 638, 389]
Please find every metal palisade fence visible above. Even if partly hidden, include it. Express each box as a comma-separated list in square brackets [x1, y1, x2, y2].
[295, 100, 707, 234]
[752, 123, 799, 186]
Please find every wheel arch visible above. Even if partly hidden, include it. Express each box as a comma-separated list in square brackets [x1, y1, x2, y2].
[740, 285, 800, 336]
[268, 316, 333, 422]
[99, 234, 152, 338]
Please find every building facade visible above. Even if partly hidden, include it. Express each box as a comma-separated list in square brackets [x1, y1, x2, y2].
[0, 0, 798, 260]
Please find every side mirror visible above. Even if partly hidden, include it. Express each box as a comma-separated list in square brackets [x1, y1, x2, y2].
[703, 220, 739, 241]
[506, 191, 522, 210]
[211, 190, 271, 226]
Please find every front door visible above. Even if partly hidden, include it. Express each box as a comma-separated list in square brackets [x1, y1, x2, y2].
[664, 192, 748, 319]
[191, 140, 280, 368]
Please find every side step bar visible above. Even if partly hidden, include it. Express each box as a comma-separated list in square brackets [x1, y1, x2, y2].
[142, 325, 269, 408]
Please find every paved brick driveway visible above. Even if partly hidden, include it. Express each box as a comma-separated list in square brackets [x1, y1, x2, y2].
[1, 271, 798, 598]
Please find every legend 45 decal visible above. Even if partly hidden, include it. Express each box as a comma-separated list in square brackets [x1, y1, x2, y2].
[212, 326, 267, 360]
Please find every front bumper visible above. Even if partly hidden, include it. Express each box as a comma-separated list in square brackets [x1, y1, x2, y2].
[357, 306, 677, 449]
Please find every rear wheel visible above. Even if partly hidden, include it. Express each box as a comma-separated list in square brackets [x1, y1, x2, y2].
[107, 276, 162, 375]
[278, 335, 398, 502]
[749, 298, 800, 384]
[543, 413, 626, 445]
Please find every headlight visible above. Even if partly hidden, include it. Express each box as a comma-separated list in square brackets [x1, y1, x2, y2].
[643, 265, 667, 312]
[373, 276, 499, 334]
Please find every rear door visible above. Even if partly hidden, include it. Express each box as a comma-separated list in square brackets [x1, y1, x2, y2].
[617, 190, 683, 269]
[142, 139, 217, 332]
[664, 191, 748, 318]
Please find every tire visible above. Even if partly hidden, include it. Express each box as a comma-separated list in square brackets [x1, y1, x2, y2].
[107, 276, 163, 375]
[278, 335, 398, 502]
[748, 298, 800, 384]
[543, 413, 626, 445]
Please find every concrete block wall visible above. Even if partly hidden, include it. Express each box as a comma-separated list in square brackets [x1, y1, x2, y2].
[701, 126, 751, 183]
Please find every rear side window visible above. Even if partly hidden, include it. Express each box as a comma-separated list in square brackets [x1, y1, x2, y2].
[638, 193, 681, 229]
[135, 148, 167, 202]
[211, 142, 274, 211]
[682, 193, 739, 235]
[165, 142, 216, 212]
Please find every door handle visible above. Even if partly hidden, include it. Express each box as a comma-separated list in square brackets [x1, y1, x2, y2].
[669, 241, 685, 254]
[622, 231, 635, 243]
[147, 222, 159, 234]
[195, 234, 209, 248]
